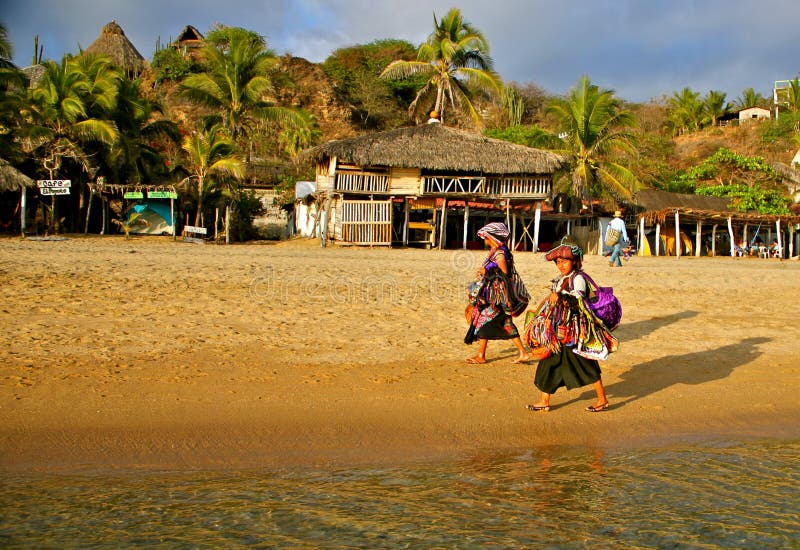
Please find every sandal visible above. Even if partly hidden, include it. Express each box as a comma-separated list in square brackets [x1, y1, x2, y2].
[586, 402, 609, 412]
[525, 404, 550, 412]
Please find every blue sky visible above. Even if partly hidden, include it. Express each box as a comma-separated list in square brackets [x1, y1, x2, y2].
[3, 0, 799, 103]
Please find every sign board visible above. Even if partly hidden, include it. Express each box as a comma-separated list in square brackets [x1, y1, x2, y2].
[123, 191, 144, 199]
[183, 225, 207, 235]
[37, 179, 71, 188]
[148, 191, 177, 199]
[40, 187, 71, 196]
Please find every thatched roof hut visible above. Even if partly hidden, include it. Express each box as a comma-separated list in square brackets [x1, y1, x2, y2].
[630, 188, 800, 225]
[308, 123, 566, 174]
[84, 20, 145, 77]
[173, 25, 205, 60]
[0, 158, 34, 192]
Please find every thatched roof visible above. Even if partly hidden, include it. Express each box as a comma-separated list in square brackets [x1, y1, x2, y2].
[175, 25, 204, 43]
[84, 20, 144, 76]
[0, 158, 35, 192]
[307, 123, 566, 175]
[21, 64, 46, 87]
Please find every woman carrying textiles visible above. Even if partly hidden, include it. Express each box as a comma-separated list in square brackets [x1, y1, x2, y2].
[464, 222, 531, 365]
[523, 241, 618, 412]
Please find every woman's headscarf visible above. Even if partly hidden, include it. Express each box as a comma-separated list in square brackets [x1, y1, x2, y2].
[477, 222, 510, 248]
[545, 238, 583, 269]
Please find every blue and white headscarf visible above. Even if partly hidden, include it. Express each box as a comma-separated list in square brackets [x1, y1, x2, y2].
[477, 222, 510, 248]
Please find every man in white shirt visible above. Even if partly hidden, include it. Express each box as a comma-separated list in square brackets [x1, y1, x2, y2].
[606, 210, 629, 267]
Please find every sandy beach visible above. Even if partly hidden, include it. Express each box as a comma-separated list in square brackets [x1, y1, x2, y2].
[1, 235, 798, 472]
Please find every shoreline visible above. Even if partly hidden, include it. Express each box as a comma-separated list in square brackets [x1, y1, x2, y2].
[1, 236, 799, 473]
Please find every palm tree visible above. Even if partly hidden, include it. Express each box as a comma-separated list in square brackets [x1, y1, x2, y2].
[180, 125, 244, 227]
[736, 87, 768, 110]
[545, 75, 639, 203]
[17, 55, 119, 231]
[179, 26, 304, 144]
[703, 90, 731, 127]
[784, 78, 800, 112]
[380, 7, 501, 125]
[668, 87, 703, 134]
[104, 78, 180, 185]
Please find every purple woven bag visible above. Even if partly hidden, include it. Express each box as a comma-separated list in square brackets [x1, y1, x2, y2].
[578, 272, 622, 330]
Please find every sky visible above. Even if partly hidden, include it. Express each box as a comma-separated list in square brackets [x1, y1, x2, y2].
[3, 0, 799, 103]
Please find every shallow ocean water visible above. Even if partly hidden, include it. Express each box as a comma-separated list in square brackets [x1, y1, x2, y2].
[1, 439, 798, 548]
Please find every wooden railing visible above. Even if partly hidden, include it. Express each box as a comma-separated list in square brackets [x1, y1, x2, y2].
[422, 176, 484, 194]
[421, 175, 550, 197]
[334, 171, 389, 193]
[340, 200, 391, 245]
[484, 176, 550, 197]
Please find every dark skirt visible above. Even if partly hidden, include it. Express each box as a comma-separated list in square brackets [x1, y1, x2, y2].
[534, 348, 601, 393]
[464, 310, 519, 344]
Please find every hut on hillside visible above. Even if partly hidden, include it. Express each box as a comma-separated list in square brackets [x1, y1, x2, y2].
[626, 188, 800, 258]
[173, 25, 205, 61]
[84, 20, 145, 79]
[306, 122, 568, 250]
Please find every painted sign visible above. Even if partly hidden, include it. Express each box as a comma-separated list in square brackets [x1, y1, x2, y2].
[148, 191, 177, 199]
[39, 187, 71, 196]
[123, 191, 144, 199]
[37, 179, 71, 188]
[37, 180, 71, 195]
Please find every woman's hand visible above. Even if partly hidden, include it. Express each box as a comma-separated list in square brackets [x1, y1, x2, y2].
[548, 291, 560, 305]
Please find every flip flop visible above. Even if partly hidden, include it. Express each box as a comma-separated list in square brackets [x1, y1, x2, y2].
[526, 404, 550, 412]
[586, 403, 610, 412]
[511, 355, 532, 364]
[465, 357, 486, 364]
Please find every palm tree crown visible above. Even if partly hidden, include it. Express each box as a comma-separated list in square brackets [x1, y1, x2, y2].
[380, 8, 501, 125]
[546, 75, 639, 203]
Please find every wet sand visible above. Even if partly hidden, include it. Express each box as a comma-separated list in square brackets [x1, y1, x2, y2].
[1, 235, 798, 472]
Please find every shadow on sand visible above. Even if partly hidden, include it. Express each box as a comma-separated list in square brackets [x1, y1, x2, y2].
[613, 310, 700, 342]
[567, 337, 770, 409]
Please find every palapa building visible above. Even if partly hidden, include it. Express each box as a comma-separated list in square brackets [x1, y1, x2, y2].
[84, 20, 145, 79]
[627, 188, 800, 258]
[306, 121, 567, 250]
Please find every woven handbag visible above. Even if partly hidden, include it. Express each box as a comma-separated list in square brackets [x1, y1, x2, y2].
[578, 272, 622, 330]
[604, 227, 621, 247]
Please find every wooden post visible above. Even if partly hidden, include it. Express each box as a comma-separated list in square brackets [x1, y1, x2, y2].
[511, 212, 517, 251]
[84, 186, 93, 234]
[101, 198, 107, 235]
[789, 224, 795, 258]
[712, 224, 718, 256]
[225, 205, 230, 244]
[438, 198, 447, 250]
[776, 219, 782, 259]
[20, 186, 26, 237]
[638, 217, 645, 256]
[463, 202, 469, 250]
[598, 219, 604, 254]
[695, 221, 702, 256]
[533, 202, 541, 253]
[655, 223, 661, 256]
[727, 217, 735, 256]
[321, 194, 334, 247]
[214, 208, 219, 242]
[674, 210, 681, 258]
[170, 197, 175, 240]
[403, 199, 409, 246]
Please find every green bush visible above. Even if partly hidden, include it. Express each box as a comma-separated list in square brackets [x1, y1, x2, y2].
[151, 48, 198, 83]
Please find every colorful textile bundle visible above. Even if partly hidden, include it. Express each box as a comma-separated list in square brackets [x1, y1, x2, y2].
[522, 293, 618, 361]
